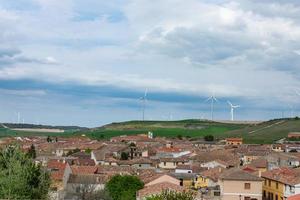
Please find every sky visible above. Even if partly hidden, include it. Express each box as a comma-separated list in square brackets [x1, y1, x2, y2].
[1, 0, 300, 127]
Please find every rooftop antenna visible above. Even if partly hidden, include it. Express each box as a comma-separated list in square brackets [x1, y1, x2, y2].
[227, 101, 240, 121]
[205, 94, 218, 121]
[139, 89, 148, 121]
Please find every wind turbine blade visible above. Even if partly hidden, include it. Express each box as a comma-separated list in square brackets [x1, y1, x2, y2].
[144, 89, 148, 97]
[204, 96, 212, 102]
[227, 101, 232, 106]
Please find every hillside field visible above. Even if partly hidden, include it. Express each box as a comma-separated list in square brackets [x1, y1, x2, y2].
[76, 118, 300, 144]
[1, 118, 300, 144]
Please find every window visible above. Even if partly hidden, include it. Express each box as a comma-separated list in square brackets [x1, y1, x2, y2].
[163, 162, 166, 166]
[268, 180, 271, 187]
[275, 194, 278, 200]
[180, 179, 183, 186]
[244, 183, 251, 189]
[244, 197, 250, 200]
[264, 180, 267, 185]
[276, 182, 279, 189]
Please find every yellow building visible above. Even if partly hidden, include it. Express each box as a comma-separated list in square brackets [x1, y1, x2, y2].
[262, 178, 285, 200]
[194, 167, 225, 189]
[262, 167, 300, 200]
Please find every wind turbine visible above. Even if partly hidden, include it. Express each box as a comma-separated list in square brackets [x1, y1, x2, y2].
[227, 101, 240, 121]
[139, 89, 148, 121]
[15, 112, 21, 124]
[206, 94, 218, 121]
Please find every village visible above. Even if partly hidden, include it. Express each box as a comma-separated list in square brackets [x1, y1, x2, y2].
[2, 132, 300, 200]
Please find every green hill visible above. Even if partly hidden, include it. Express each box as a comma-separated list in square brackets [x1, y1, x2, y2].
[1, 118, 300, 144]
[77, 118, 300, 144]
[77, 119, 248, 140]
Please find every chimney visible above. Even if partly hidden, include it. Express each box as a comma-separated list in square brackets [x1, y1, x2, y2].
[258, 170, 261, 177]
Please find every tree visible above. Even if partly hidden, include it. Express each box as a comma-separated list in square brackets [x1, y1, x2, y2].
[0, 145, 50, 199]
[46, 136, 52, 143]
[204, 135, 214, 142]
[145, 190, 195, 200]
[85, 148, 92, 154]
[106, 175, 144, 200]
[177, 135, 183, 140]
[120, 152, 128, 160]
[26, 144, 36, 159]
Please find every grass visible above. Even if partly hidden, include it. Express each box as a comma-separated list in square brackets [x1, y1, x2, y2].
[77, 120, 247, 140]
[1, 118, 300, 144]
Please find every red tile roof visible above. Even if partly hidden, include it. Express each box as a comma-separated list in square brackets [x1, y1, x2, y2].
[137, 182, 184, 199]
[71, 166, 98, 175]
[262, 167, 300, 185]
[288, 194, 300, 200]
[47, 160, 67, 181]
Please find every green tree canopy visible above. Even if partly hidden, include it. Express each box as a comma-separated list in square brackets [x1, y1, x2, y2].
[0, 145, 50, 199]
[146, 190, 196, 200]
[120, 152, 128, 160]
[204, 135, 214, 141]
[106, 175, 144, 200]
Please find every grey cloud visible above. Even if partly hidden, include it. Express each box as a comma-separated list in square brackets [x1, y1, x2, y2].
[0, 47, 58, 66]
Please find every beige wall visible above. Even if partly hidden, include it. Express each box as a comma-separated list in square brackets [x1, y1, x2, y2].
[145, 175, 180, 187]
[219, 179, 263, 200]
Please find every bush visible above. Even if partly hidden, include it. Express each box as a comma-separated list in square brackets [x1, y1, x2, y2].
[121, 152, 129, 160]
[204, 135, 214, 141]
[106, 175, 144, 200]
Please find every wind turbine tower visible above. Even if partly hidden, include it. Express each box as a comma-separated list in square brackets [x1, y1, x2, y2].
[206, 95, 218, 121]
[139, 89, 148, 121]
[227, 101, 240, 121]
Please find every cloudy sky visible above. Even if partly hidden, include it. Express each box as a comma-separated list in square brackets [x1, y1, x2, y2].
[0, 0, 300, 127]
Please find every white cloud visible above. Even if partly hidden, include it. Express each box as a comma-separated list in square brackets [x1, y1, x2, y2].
[1, 0, 300, 103]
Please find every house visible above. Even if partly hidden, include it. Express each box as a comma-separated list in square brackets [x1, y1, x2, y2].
[285, 144, 300, 153]
[70, 166, 98, 175]
[47, 160, 72, 200]
[262, 167, 300, 200]
[116, 158, 155, 169]
[288, 132, 300, 139]
[243, 151, 268, 165]
[200, 159, 228, 169]
[219, 168, 263, 200]
[137, 182, 184, 200]
[266, 153, 300, 170]
[158, 157, 189, 169]
[175, 165, 193, 174]
[64, 174, 106, 200]
[156, 143, 191, 158]
[195, 166, 226, 189]
[170, 172, 196, 188]
[226, 138, 243, 146]
[272, 144, 285, 152]
[110, 133, 153, 144]
[143, 174, 180, 187]
[91, 144, 128, 165]
[248, 157, 268, 173]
